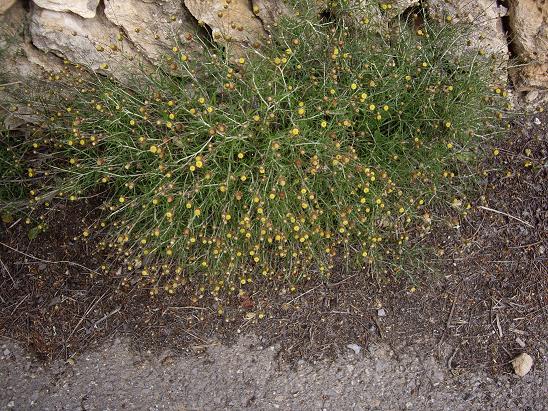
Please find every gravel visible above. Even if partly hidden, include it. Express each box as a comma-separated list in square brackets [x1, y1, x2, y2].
[1, 335, 546, 410]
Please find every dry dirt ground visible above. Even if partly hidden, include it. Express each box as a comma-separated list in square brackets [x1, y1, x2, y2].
[1, 113, 547, 409]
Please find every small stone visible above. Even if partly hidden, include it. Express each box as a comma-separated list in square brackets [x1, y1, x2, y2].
[347, 344, 362, 355]
[3, 348, 10, 356]
[533, 117, 541, 125]
[511, 353, 533, 377]
[377, 308, 386, 317]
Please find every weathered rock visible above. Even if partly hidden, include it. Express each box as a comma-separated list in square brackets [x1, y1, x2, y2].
[427, 0, 509, 59]
[384, 0, 420, 18]
[0, 0, 16, 14]
[508, 0, 547, 62]
[103, 0, 200, 63]
[29, 5, 152, 80]
[512, 63, 548, 89]
[33, 0, 101, 19]
[1, 2, 66, 129]
[508, 0, 548, 102]
[184, 0, 266, 49]
[1, 4, 63, 79]
[251, 0, 291, 29]
[511, 353, 534, 377]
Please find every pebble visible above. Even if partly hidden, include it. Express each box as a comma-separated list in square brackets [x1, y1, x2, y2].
[533, 117, 541, 125]
[347, 344, 362, 355]
[511, 353, 533, 377]
[377, 308, 387, 317]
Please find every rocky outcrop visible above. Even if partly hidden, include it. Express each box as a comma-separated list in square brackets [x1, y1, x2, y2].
[33, 0, 100, 18]
[103, 0, 200, 63]
[0, 2, 64, 129]
[0, 0, 16, 14]
[427, 0, 509, 60]
[508, 0, 548, 100]
[251, 0, 291, 28]
[29, 5, 152, 79]
[509, 0, 547, 61]
[183, 0, 266, 48]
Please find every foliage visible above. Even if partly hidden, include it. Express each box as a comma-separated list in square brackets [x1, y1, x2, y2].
[3, 0, 510, 296]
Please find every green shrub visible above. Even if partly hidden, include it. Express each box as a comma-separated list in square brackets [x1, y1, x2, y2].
[9, 0, 509, 296]
[0, 130, 27, 216]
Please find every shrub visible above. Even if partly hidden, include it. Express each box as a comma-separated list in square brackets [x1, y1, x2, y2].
[5, 0, 509, 296]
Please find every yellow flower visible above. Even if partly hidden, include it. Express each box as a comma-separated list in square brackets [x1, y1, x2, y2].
[291, 127, 300, 136]
[149, 145, 158, 153]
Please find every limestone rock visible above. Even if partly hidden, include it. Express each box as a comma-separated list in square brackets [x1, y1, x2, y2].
[1, 2, 66, 129]
[427, 0, 509, 59]
[508, 0, 547, 62]
[183, 0, 266, 48]
[29, 5, 151, 80]
[508, 0, 548, 101]
[0, 0, 16, 14]
[384, 0, 421, 18]
[512, 63, 548, 90]
[33, 0, 101, 19]
[511, 353, 533, 377]
[103, 0, 200, 63]
[251, 0, 291, 29]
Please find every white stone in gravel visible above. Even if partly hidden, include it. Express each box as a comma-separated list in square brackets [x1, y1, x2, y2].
[347, 344, 362, 355]
[512, 353, 533, 377]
